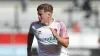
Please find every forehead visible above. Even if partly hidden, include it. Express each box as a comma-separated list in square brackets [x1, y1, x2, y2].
[38, 10, 51, 14]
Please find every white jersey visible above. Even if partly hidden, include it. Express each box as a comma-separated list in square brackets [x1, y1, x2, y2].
[29, 19, 69, 56]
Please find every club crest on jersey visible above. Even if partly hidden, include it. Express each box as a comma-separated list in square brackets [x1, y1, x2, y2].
[54, 29, 57, 32]
[37, 31, 41, 35]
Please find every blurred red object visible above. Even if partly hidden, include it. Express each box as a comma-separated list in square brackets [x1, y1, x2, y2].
[14, 33, 28, 44]
[0, 33, 28, 44]
[0, 33, 11, 44]
[73, 23, 80, 33]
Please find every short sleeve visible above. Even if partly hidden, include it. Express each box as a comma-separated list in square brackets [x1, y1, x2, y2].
[59, 21, 69, 39]
[28, 22, 34, 34]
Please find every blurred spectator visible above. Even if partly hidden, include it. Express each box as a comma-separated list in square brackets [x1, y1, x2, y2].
[20, 0, 27, 12]
[98, 32, 100, 47]
[73, 0, 78, 7]
[82, 0, 92, 18]
[99, 37, 100, 46]
[72, 21, 80, 33]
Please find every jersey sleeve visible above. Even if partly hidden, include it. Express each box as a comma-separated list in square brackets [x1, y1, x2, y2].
[28, 22, 34, 34]
[59, 21, 69, 39]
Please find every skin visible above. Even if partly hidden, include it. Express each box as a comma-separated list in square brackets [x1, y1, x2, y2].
[38, 10, 53, 26]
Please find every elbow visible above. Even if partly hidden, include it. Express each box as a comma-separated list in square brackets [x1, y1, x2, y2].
[64, 44, 69, 48]
[64, 42, 69, 48]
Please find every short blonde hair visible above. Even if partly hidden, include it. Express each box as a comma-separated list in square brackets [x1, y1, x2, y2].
[37, 3, 53, 13]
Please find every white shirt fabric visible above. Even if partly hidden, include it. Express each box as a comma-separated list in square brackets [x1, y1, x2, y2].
[29, 19, 69, 56]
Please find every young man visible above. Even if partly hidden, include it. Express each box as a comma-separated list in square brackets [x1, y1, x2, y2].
[27, 3, 69, 56]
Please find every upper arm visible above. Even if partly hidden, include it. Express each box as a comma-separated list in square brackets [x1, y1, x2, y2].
[27, 23, 34, 41]
[59, 21, 69, 39]
[28, 22, 34, 36]
[27, 23, 34, 50]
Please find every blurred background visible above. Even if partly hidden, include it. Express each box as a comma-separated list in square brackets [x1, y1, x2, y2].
[0, 0, 100, 56]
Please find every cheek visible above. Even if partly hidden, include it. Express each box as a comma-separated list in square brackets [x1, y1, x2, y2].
[45, 14, 50, 19]
[40, 15, 45, 19]
[42, 15, 48, 19]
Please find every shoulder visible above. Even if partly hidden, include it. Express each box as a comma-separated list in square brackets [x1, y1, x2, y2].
[31, 21, 39, 25]
[30, 21, 40, 27]
[55, 20, 65, 25]
[56, 20, 64, 23]
[55, 20, 66, 28]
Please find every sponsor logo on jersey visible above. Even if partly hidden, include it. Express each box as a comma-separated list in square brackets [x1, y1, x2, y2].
[38, 37, 56, 42]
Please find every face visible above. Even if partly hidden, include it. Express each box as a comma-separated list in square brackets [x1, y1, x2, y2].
[38, 10, 51, 25]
